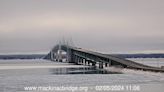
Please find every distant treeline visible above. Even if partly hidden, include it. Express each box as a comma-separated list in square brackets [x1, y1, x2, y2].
[0, 53, 164, 60]
[0, 54, 45, 59]
[112, 54, 164, 58]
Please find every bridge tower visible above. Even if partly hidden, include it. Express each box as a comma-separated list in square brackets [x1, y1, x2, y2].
[50, 50, 54, 61]
[66, 41, 70, 62]
[57, 41, 62, 62]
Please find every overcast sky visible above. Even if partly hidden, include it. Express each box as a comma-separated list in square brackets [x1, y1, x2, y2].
[0, 0, 164, 54]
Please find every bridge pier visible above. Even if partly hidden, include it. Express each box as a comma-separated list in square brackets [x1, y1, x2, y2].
[109, 61, 112, 66]
[87, 60, 94, 66]
[99, 62, 103, 69]
[79, 57, 83, 64]
[91, 62, 96, 67]
[84, 60, 87, 65]
[50, 51, 58, 61]
[77, 56, 80, 64]
[78, 57, 83, 65]
[81, 58, 84, 65]
[85, 60, 89, 65]
[80, 58, 84, 65]
[79, 58, 82, 64]
[92, 62, 95, 66]
[58, 59, 62, 62]
[105, 63, 108, 67]
[88, 61, 90, 66]
[75, 55, 79, 65]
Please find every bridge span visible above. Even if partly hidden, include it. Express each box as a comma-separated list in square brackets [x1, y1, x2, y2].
[44, 44, 164, 72]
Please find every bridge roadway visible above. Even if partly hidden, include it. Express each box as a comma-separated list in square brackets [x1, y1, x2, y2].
[45, 45, 164, 72]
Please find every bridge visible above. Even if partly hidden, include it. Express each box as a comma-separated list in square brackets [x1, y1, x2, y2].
[44, 44, 164, 72]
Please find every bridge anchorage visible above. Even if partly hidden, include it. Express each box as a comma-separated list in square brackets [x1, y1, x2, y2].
[44, 44, 164, 72]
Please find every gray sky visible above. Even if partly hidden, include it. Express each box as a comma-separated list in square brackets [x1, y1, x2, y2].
[0, 0, 164, 54]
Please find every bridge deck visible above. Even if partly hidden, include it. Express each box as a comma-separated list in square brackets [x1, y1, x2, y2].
[71, 46, 164, 72]
[46, 45, 164, 72]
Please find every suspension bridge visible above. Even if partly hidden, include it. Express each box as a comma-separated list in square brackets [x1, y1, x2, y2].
[44, 41, 164, 72]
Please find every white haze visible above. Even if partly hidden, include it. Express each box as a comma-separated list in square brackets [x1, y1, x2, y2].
[0, 0, 164, 54]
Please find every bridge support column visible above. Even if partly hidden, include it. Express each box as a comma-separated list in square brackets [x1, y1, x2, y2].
[84, 60, 87, 65]
[99, 62, 103, 69]
[108, 60, 112, 66]
[87, 60, 93, 66]
[79, 57, 83, 65]
[88, 61, 90, 66]
[69, 52, 75, 63]
[74, 55, 76, 63]
[92, 62, 96, 67]
[78, 57, 81, 64]
[82, 59, 85, 65]
[77, 57, 79, 64]
[75, 55, 79, 65]
[81, 58, 84, 65]
[105, 63, 108, 67]
[85, 60, 88, 65]
[50, 51, 54, 61]
[77, 57, 81, 65]
[52, 51, 56, 61]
